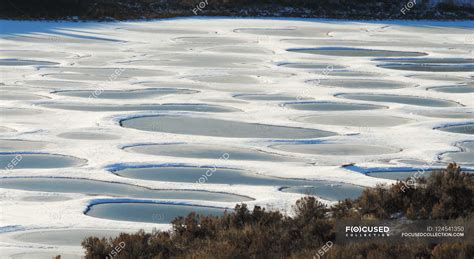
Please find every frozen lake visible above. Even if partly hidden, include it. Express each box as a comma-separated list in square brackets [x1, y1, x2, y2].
[0, 18, 472, 256]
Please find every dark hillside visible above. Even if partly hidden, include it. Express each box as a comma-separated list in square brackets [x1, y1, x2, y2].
[2, 0, 473, 20]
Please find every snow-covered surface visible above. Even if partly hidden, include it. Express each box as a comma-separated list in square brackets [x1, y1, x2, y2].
[0, 17, 473, 257]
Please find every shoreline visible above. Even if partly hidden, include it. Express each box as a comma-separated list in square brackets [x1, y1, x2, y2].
[1, 16, 473, 25]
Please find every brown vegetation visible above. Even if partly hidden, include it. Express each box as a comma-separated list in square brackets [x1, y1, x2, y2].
[82, 164, 474, 258]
